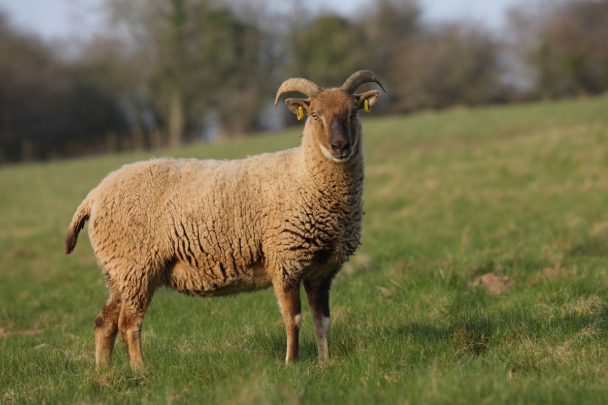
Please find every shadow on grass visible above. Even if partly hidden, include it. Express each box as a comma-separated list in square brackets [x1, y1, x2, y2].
[409, 304, 604, 351]
[145, 295, 608, 367]
[337, 302, 608, 361]
[249, 325, 321, 363]
[397, 312, 497, 356]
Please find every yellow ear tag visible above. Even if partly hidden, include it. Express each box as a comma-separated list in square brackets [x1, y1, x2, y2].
[297, 106, 303, 120]
[364, 98, 371, 113]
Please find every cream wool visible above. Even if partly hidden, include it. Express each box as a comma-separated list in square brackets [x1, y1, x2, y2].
[66, 70, 385, 369]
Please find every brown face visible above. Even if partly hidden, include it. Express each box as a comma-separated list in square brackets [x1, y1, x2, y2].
[286, 89, 380, 163]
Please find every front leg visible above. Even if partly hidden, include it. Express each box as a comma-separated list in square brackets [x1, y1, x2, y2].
[273, 279, 302, 363]
[304, 277, 332, 363]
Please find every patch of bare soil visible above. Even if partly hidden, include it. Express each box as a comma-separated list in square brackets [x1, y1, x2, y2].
[543, 262, 569, 278]
[474, 273, 512, 295]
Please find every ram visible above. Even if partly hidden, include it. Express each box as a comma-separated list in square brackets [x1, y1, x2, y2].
[65, 70, 385, 369]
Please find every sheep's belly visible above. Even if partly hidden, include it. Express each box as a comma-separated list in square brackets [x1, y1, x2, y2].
[167, 259, 272, 297]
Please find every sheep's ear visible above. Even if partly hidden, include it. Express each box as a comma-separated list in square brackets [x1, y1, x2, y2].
[285, 99, 311, 116]
[356, 90, 380, 110]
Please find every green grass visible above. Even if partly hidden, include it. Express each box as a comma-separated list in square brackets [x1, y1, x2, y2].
[2, 96, 608, 404]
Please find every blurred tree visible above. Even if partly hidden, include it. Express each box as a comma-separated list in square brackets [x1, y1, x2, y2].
[108, 0, 271, 142]
[508, 0, 608, 98]
[360, 0, 421, 110]
[535, 0, 608, 97]
[188, 6, 269, 137]
[393, 23, 507, 111]
[0, 13, 128, 163]
[74, 37, 149, 151]
[288, 15, 369, 88]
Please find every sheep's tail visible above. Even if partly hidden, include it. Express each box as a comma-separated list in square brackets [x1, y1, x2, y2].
[65, 196, 93, 255]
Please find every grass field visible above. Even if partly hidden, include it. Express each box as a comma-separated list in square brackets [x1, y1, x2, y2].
[2, 96, 608, 404]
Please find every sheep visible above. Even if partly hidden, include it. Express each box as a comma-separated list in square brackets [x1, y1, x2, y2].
[65, 70, 385, 369]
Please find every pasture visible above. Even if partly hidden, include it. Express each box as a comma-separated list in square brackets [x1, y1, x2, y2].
[2, 96, 608, 404]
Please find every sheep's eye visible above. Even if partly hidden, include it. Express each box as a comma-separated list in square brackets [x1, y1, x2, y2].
[311, 113, 318, 119]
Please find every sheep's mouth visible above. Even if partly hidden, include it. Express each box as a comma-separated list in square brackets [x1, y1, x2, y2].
[331, 154, 351, 163]
[319, 143, 351, 163]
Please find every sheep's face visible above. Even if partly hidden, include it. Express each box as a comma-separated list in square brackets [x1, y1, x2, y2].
[285, 89, 379, 163]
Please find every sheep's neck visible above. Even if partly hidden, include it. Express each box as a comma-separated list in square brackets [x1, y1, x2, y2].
[295, 128, 364, 262]
[299, 126, 365, 211]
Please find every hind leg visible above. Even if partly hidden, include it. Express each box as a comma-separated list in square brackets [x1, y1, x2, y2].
[94, 278, 121, 367]
[117, 279, 156, 370]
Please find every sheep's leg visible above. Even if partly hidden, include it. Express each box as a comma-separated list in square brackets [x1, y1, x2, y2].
[273, 279, 302, 364]
[94, 279, 121, 367]
[117, 284, 154, 371]
[304, 277, 332, 363]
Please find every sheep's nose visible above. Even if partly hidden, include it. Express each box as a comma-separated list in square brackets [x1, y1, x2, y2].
[331, 140, 350, 153]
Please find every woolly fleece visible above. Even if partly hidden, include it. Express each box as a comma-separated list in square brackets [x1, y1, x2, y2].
[67, 127, 363, 298]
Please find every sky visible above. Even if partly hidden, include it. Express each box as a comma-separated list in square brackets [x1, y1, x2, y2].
[0, 0, 526, 40]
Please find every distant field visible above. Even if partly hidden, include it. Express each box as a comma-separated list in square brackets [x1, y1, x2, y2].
[2, 96, 608, 404]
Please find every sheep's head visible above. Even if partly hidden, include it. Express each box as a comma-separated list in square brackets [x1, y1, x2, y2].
[275, 71, 385, 163]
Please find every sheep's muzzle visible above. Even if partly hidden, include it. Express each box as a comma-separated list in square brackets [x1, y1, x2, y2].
[328, 116, 351, 160]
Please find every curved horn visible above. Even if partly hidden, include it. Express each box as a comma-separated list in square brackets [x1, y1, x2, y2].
[341, 70, 386, 94]
[274, 78, 323, 107]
